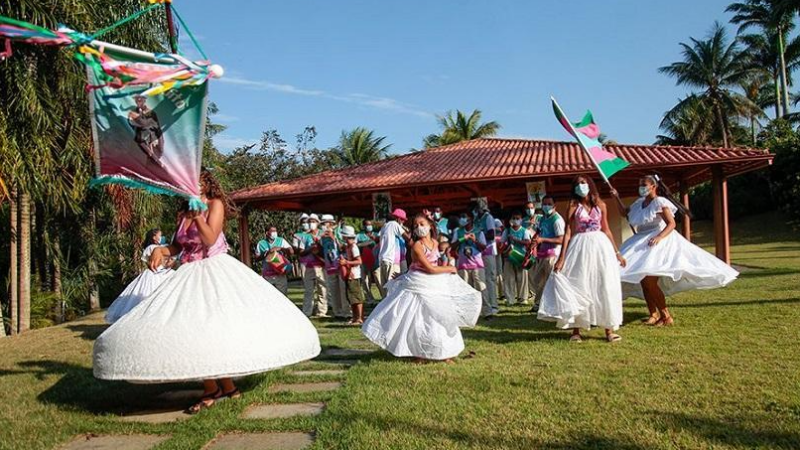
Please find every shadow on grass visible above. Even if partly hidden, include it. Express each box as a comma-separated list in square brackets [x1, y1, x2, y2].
[737, 268, 800, 279]
[331, 411, 648, 449]
[657, 411, 800, 449]
[65, 324, 109, 340]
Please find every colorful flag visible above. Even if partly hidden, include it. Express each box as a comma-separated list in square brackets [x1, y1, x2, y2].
[88, 66, 208, 209]
[551, 97, 629, 181]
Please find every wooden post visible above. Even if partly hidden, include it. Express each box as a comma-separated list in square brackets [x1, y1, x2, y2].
[712, 166, 730, 264]
[239, 207, 252, 267]
[679, 178, 691, 241]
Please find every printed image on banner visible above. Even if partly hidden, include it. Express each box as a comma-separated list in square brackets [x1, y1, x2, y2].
[88, 67, 207, 199]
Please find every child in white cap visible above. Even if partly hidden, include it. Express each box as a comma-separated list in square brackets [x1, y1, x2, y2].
[339, 225, 365, 324]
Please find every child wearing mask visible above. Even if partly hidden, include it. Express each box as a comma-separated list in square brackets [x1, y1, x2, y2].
[438, 234, 456, 267]
[451, 211, 491, 318]
[501, 212, 533, 306]
[255, 226, 294, 295]
[357, 219, 380, 304]
[339, 226, 366, 325]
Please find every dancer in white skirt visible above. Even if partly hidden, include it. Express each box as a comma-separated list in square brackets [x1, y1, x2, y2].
[362, 214, 482, 363]
[537, 176, 626, 343]
[614, 175, 738, 326]
[93, 170, 320, 414]
[105, 228, 175, 324]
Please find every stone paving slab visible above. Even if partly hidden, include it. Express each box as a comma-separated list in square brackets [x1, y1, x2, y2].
[204, 432, 313, 450]
[268, 382, 342, 393]
[59, 434, 169, 450]
[320, 348, 373, 357]
[301, 359, 358, 367]
[292, 369, 347, 377]
[242, 402, 324, 420]
[153, 389, 204, 407]
[118, 409, 191, 423]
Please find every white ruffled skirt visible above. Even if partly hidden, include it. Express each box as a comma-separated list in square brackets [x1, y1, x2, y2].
[362, 270, 481, 360]
[105, 268, 174, 324]
[537, 231, 623, 330]
[619, 228, 738, 299]
[93, 254, 321, 383]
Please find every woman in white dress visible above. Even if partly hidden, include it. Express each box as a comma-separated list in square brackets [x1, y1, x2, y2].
[93, 170, 321, 414]
[362, 214, 481, 363]
[105, 228, 175, 324]
[537, 176, 627, 343]
[614, 175, 738, 326]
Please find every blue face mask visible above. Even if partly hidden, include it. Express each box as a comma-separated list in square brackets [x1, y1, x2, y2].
[365, 225, 373, 232]
[458, 217, 468, 227]
[542, 205, 554, 215]
[575, 183, 590, 198]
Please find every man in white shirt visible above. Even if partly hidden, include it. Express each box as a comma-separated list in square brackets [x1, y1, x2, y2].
[377, 208, 409, 297]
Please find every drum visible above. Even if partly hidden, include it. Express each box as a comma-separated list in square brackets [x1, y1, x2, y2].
[507, 246, 526, 268]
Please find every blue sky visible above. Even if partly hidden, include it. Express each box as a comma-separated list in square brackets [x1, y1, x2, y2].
[175, 0, 740, 154]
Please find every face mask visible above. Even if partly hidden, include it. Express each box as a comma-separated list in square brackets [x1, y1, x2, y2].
[302, 223, 310, 231]
[472, 210, 480, 218]
[365, 225, 373, 232]
[527, 208, 536, 217]
[575, 183, 590, 198]
[269, 232, 277, 240]
[458, 217, 468, 227]
[310, 222, 318, 231]
[415, 225, 430, 237]
[542, 205, 554, 215]
[510, 219, 521, 227]
[639, 186, 650, 197]
[434, 212, 442, 219]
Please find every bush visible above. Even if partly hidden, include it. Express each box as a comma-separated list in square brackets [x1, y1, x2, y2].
[759, 120, 800, 225]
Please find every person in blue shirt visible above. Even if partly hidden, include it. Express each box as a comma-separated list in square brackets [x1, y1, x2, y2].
[255, 226, 294, 294]
[433, 206, 450, 239]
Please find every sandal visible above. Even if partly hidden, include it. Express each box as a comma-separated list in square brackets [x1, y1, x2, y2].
[221, 388, 242, 400]
[346, 319, 363, 326]
[654, 316, 674, 327]
[186, 388, 222, 414]
[569, 334, 583, 343]
[642, 315, 660, 325]
[606, 333, 623, 343]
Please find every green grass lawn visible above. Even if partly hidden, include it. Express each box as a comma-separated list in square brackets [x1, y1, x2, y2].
[1, 211, 799, 450]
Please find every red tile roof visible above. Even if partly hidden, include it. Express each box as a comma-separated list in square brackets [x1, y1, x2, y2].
[231, 138, 772, 203]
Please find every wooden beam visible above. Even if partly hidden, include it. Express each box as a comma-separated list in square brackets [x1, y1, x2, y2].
[712, 166, 730, 264]
[239, 207, 252, 267]
[679, 177, 691, 242]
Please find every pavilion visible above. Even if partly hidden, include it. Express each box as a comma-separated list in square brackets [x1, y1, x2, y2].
[231, 138, 774, 266]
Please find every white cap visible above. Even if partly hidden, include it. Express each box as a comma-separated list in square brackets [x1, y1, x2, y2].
[494, 218, 503, 228]
[341, 225, 356, 238]
[308, 213, 320, 222]
[300, 213, 310, 221]
[320, 214, 335, 223]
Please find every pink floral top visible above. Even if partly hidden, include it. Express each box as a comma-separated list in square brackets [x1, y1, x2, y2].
[574, 204, 602, 233]
[176, 216, 229, 263]
[409, 242, 440, 273]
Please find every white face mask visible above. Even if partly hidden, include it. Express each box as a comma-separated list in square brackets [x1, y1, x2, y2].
[458, 217, 468, 227]
[639, 186, 650, 197]
[302, 223, 310, 231]
[527, 208, 536, 217]
[310, 222, 318, 231]
[269, 231, 277, 240]
[575, 183, 590, 198]
[365, 225, 373, 232]
[510, 219, 522, 227]
[434, 212, 442, 219]
[542, 205, 554, 215]
[415, 225, 431, 237]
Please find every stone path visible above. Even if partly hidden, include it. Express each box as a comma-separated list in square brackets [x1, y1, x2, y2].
[268, 381, 342, 394]
[118, 409, 191, 424]
[242, 403, 325, 420]
[59, 434, 169, 450]
[291, 369, 347, 377]
[204, 432, 314, 450]
[320, 348, 373, 357]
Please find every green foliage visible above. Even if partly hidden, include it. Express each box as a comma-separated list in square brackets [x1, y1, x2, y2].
[336, 127, 391, 166]
[423, 109, 500, 148]
[760, 119, 800, 222]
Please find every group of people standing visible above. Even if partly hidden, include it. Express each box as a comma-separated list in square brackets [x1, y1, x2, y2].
[93, 170, 739, 413]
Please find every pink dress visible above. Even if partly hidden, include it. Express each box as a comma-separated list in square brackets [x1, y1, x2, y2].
[94, 211, 321, 383]
[409, 243, 440, 272]
[537, 202, 623, 330]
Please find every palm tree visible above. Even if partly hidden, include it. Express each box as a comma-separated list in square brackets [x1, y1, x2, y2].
[657, 95, 717, 146]
[423, 109, 500, 148]
[727, 0, 797, 116]
[659, 22, 757, 147]
[337, 127, 391, 166]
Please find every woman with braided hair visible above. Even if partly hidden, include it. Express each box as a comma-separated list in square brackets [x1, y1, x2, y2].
[613, 175, 738, 326]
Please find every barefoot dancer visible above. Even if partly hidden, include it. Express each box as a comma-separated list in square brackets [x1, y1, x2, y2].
[93, 170, 320, 413]
[537, 176, 627, 343]
[614, 175, 738, 326]
[362, 214, 481, 363]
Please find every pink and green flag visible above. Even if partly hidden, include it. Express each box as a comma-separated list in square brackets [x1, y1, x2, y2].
[551, 97, 629, 181]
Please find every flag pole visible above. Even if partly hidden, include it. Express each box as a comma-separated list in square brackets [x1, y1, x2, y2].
[164, 0, 178, 54]
[551, 97, 633, 232]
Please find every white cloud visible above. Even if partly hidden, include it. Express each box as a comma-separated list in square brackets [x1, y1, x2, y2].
[213, 134, 257, 152]
[219, 75, 432, 118]
[211, 113, 240, 123]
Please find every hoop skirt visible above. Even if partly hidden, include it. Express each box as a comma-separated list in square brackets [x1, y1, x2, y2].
[362, 271, 481, 360]
[105, 268, 174, 324]
[537, 231, 623, 330]
[94, 254, 321, 383]
[619, 228, 739, 299]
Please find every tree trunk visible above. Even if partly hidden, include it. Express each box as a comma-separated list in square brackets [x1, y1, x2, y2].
[714, 102, 729, 148]
[88, 208, 100, 311]
[18, 191, 31, 333]
[750, 117, 756, 146]
[778, 29, 791, 117]
[34, 203, 49, 290]
[774, 74, 782, 119]
[9, 187, 17, 336]
[52, 233, 64, 323]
